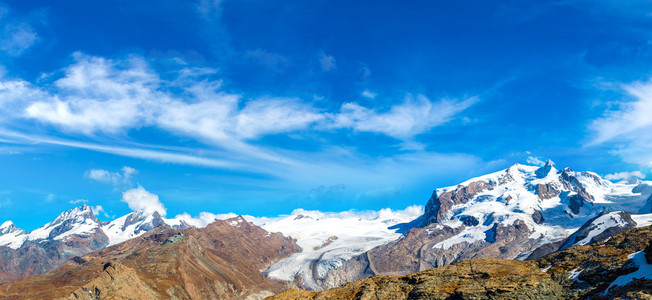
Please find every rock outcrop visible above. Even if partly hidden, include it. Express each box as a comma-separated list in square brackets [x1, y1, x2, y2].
[271, 259, 563, 299]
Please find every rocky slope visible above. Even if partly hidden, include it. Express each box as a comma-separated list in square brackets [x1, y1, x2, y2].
[314, 161, 652, 289]
[269, 225, 652, 299]
[0, 216, 300, 299]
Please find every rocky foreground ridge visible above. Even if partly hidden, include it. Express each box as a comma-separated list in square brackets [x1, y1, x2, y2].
[270, 224, 652, 299]
[0, 216, 299, 299]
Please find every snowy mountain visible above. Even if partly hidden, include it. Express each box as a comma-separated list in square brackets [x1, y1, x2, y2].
[318, 161, 652, 289]
[0, 205, 189, 281]
[27, 205, 104, 242]
[3, 161, 652, 289]
[417, 161, 652, 257]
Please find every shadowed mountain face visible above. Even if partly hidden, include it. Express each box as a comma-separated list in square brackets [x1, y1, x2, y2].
[269, 225, 652, 299]
[0, 216, 300, 300]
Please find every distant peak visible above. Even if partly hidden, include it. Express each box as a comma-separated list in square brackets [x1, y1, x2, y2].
[0, 220, 26, 236]
[1, 220, 15, 228]
[53, 205, 98, 223]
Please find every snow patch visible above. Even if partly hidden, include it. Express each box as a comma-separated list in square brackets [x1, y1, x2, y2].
[606, 251, 652, 291]
[568, 267, 582, 281]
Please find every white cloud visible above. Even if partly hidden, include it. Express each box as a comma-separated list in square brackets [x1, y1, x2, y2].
[16, 53, 478, 145]
[24, 54, 322, 147]
[319, 53, 336, 71]
[235, 98, 323, 139]
[121, 186, 166, 216]
[85, 166, 138, 187]
[328, 95, 478, 139]
[605, 171, 645, 182]
[589, 80, 652, 166]
[25, 54, 161, 134]
[361, 90, 377, 99]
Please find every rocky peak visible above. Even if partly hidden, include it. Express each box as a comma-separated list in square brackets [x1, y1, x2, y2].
[122, 210, 167, 234]
[51, 205, 99, 225]
[421, 180, 494, 226]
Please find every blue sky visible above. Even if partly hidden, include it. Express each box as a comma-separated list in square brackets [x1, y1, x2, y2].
[1, 0, 652, 230]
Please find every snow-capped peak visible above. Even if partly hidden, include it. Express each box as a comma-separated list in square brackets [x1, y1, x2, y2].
[50, 205, 97, 225]
[28, 205, 102, 242]
[101, 209, 182, 246]
[0, 221, 22, 235]
[0, 220, 28, 249]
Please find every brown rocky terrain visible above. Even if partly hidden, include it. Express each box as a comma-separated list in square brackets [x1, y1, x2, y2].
[270, 225, 652, 299]
[270, 259, 563, 299]
[0, 216, 300, 299]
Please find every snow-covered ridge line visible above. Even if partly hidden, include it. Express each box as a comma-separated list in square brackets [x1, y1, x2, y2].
[0, 203, 424, 250]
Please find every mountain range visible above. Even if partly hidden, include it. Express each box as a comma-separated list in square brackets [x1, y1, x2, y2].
[2, 161, 652, 298]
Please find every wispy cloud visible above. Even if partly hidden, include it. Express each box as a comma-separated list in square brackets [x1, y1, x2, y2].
[0, 6, 41, 57]
[85, 166, 138, 188]
[361, 90, 377, 99]
[589, 79, 652, 166]
[0, 51, 487, 193]
[590, 80, 652, 144]
[0, 53, 479, 166]
[327, 95, 478, 140]
[1, 22, 39, 56]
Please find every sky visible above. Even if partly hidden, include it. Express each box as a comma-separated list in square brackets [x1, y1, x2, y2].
[1, 0, 652, 230]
